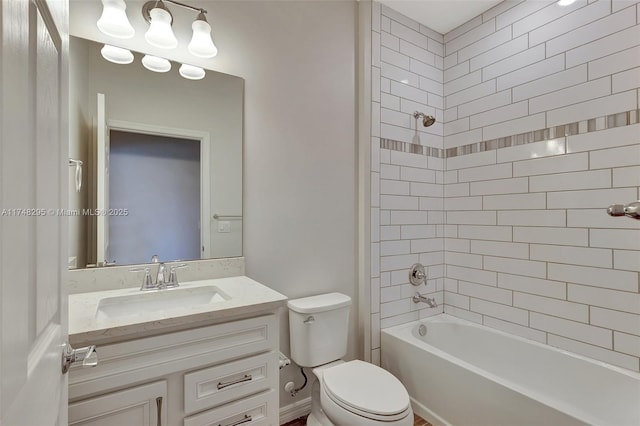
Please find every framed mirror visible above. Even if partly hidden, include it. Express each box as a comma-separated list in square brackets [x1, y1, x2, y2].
[68, 36, 243, 269]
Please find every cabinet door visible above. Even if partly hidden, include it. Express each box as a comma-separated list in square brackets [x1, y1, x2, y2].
[69, 381, 167, 426]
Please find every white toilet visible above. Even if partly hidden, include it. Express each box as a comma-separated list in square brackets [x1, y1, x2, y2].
[288, 293, 413, 426]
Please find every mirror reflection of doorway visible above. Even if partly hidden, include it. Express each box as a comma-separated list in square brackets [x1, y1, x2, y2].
[109, 130, 200, 265]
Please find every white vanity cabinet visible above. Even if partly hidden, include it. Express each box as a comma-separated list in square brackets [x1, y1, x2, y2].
[69, 314, 279, 426]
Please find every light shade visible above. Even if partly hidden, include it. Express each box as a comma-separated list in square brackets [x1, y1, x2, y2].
[145, 5, 178, 49]
[179, 64, 206, 80]
[188, 14, 218, 58]
[142, 55, 171, 73]
[557, 0, 577, 5]
[101, 44, 134, 64]
[97, 0, 134, 39]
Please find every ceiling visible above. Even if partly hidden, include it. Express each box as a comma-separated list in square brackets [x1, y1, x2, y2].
[379, 0, 503, 35]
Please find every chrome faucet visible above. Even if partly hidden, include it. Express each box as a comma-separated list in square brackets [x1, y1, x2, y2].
[130, 256, 188, 291]
[413, 292, 437, 308]
[152, 255, 168, 287]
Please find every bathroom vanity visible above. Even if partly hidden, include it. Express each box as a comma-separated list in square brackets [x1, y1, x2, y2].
[67, 276, 287, 426]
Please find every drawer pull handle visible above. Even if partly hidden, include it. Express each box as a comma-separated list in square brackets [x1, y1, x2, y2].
[217, 374, 252, 390]
[221, 414, 252, 426]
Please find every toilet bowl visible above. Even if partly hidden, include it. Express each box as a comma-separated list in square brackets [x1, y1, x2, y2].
[308, 360, 413, 426]
[287, 293, 413, 426]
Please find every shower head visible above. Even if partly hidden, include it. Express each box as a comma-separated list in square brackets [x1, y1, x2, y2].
[413, 111, 436, 127]
[422, 115, 436, 127]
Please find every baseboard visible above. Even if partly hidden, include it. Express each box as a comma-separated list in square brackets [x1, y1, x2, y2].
[410, 396, 449, 426]
[279, 397, 312, 424]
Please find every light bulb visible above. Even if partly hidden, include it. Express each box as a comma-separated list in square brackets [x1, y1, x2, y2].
[557, 0, 577, 5]
[145, 4, 177, 49]
[100, 45, 134, 64]
[142, 55, 171, 73]
[97, 0, 134, 39]
[188, 13, 218, 58]
[179, 64, 205, 80]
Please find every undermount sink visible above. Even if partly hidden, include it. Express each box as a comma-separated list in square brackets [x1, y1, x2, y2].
[96, 285, 230, 320]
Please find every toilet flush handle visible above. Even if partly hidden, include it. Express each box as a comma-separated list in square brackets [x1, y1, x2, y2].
[303, 316, 315, 324]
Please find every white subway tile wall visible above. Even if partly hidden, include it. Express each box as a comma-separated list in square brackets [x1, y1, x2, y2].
[369, 0, 640, 372]
[370, 4, 445, 365]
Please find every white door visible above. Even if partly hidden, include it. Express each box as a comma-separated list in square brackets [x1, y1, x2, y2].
[0, 0, 69, 424]
[95, 93, 110, 265]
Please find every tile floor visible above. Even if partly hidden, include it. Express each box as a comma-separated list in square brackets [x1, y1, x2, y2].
[282, 413, 432, 425]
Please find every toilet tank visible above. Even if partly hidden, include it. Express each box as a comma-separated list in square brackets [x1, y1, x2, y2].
[288, 293, 351, 367]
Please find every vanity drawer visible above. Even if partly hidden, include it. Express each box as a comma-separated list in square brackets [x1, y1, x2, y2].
[183, 390, 276, 426]
[184, 351, 278, 415]
[70, 314, 277, 401]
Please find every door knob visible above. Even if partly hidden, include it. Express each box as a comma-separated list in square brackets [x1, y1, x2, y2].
[61, 342, 98, 374]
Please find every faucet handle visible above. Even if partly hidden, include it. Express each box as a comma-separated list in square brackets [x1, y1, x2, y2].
[168, 263, 188, 287]
[130, 267, 154, 291]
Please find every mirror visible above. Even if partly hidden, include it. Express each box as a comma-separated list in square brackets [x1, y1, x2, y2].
[68, 36, 243, 269]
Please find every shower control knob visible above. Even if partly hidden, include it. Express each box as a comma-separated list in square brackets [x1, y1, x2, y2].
[409, 263, 427, 286]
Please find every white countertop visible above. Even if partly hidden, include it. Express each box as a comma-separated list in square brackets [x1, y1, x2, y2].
[69, 276, 287, 345]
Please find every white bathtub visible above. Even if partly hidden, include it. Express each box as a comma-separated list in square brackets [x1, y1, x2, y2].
[381, 314, 640, 426]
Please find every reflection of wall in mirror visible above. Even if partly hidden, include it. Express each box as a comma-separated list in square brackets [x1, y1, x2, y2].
[109, 131, 201, 265]
[69, 37, 91, 268]
[67, 36, 243, 268]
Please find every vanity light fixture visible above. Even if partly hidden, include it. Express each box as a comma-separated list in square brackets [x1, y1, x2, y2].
[100, 44, 134, 64]
[144, 0, 178, 49]
[557, 0, 577, 5]
[179, 63, 206, 80]
[188, 12, 218, 58]
[141, 54, 172, 73]
[97, 0, 135, 39]
[142, 0, 218, 57]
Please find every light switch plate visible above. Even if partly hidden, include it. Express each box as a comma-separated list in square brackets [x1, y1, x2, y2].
[218, 221, 231, 233]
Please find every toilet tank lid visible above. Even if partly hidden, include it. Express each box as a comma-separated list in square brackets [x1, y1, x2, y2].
[287, 293, 351, 314]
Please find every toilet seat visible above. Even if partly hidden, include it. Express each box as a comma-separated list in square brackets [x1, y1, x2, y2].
[322, 360, 411, 422]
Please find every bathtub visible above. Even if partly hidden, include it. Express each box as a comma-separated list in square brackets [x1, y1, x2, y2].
[381, 314, 640, 426]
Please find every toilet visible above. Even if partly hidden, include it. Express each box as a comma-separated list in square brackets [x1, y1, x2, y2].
[288, 293, 413, 426]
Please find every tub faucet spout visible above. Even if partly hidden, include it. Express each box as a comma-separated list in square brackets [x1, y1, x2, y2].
[413, 292, 437, 308]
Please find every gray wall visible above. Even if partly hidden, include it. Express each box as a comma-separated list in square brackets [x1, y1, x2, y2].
[220, 1, 359, 405]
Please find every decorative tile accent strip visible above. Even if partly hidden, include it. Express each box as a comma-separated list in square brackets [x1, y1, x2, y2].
[380, 138, 445, 158]
[381, 109, 640, 159]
